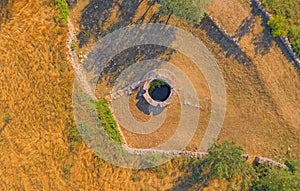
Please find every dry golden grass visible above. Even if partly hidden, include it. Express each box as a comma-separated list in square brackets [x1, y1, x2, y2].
[0, 0, 299, 190]
[0, 0, 75, 189]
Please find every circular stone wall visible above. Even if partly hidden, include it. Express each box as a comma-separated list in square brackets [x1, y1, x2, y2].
[142, 70, 177, 108]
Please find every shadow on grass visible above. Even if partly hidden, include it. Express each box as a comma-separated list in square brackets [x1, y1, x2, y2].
[77, 0, 159, 47]
[166, 158, 210, 191]
[0, 0, 12, 29]
[249, 2, 299, 72]
[198, 16, 252, 66]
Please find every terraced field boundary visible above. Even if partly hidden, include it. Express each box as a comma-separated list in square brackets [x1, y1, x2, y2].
[66, 10, 289, 172]
[251, 0, 300, 71]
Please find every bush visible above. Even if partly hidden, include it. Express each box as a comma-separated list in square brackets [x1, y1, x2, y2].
[54, 0, 69, 23]
[268, 15, 289, 37]
[203, 142, 256, 189]
[262, 0, 300, 56]
[157, 0, 212, 24]
[70, 43, 76, 51]
[252, 165, 300, 191]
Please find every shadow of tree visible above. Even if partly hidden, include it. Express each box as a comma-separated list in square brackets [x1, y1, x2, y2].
[77, 0, 176, 84]
[98, 44, 174, 87]
[166, 158, 209, 191]
[249, 2, 296, 67]
[234, 16, 256, 42]
[0, 0, 12, 29]
[249, 3, 274, 56]
[78, 0, 158, 47]
[77, 0, 116, 47]
[198, 16, 252, 66]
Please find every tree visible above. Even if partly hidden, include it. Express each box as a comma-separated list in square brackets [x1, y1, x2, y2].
[203, 142, 256, 189]
[268, 15, 290, 37]
[253, 166, 300, 191]
[157, 0, 212, 24]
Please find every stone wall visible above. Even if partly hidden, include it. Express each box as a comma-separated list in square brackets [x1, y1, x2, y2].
[251, 0, 300, 70]
[205, 15, 240, 47]
[205, 1, 300, 70]
[254, 156, 288, 169]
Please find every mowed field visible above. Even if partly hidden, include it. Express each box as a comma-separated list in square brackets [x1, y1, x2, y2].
[0, 0, 299, 190]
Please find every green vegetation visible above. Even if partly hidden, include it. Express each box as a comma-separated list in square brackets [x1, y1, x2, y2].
[262, 0, 300, 56]
[252, 161, 300, 191]
[204, 142, 254, 180]
[70, 43, 76, 51]
[268, 15, 289, 37]
[157, 0, 212, 24]
[148, 79, 169, 95]
[68, 126, 82, 149]
[64, 160, 75, 174]
[95, 99, 122, 144]
[2, 113, 12, 123]
[203, 142, 256, 189]
[169, 142, 300, 190]
[54, 0, 69, 23]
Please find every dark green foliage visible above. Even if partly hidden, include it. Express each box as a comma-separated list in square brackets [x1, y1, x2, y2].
[204, 142, 248, 179]
[54, 0, 69, 23]
[95, 99, 121, 144]
[148, 79, 169, 95]
[203, 142, 256, 189]
[157, 0, 212, 24]
[288, 26, 300, 54]
[252, 165, 300, 191]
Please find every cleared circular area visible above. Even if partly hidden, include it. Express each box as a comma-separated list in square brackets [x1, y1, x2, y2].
[148, 79, 171, 102]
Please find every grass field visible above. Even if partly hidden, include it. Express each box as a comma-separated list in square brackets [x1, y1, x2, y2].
[0, 0, 299, 190]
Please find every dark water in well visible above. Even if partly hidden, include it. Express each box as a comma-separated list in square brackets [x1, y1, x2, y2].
[150, 86, 171, 102]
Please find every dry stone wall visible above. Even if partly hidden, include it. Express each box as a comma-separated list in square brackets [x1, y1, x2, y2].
[251, 0, 300, 70]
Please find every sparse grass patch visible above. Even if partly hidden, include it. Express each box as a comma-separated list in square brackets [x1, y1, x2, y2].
[2, 113, 12, 123]
[68, 126, 82, 149]
[94, 156, 105, 168]
[64, 160, 75, 174]
[131, 171, 142, 182]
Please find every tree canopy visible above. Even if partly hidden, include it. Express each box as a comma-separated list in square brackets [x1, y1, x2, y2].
[157, 0, 212, 24]
[267, 15, 289, 37]
[252, 162, 300, 191]
[204, 142, 250, 179]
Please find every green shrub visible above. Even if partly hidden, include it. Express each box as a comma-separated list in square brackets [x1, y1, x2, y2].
[70, 43, 76, 51]
[95, 99, 122, 144]
[262, 0, 300, 56]
[268, 15, 289, 37]
[252, 165, 300, 191]
[157, 0, 212, 24]
[54, 0, 69, 23]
